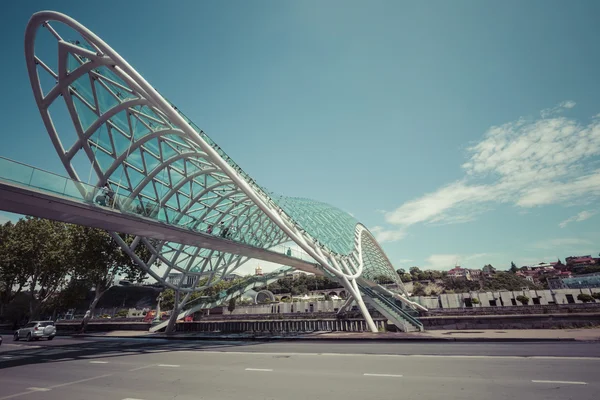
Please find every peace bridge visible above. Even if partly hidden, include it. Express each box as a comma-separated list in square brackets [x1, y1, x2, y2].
[0, 10, 425, 333]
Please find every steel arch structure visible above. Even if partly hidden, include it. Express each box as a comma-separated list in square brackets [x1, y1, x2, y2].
[24, 11, 407, 332]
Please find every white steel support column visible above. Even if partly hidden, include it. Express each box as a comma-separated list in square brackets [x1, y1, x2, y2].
[165, 289, 180, 334]
[340, 276, 377, 333]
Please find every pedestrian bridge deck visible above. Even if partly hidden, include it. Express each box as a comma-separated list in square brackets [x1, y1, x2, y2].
[0, 157, 320, 275]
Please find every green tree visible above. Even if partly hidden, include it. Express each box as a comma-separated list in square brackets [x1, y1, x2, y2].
[396, 268, 406, 275]
[509, 262, 518, 273]
[400, 273, 412, 282]
[592, 293, 600, 300]
[409, 267, 422, 280]
[412, 282, 426, 296]
[8, 218, 74, 320]
[577, 293, 594, 303]
[516, 295, 529, 305]
[227, 297, 236, 314]
[42, 278, 89, 319]
[373, 274, 394, 284]
[0, 221, 28, 317]
[69, 225, 153, 332]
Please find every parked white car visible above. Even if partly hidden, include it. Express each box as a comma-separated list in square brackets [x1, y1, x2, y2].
[14, 321, 56, 341]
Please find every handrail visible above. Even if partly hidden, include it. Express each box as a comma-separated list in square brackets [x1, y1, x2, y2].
[359, 284, 424, 331]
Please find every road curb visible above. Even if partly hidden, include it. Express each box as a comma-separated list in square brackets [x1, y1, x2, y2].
[62, 333, 586, 342]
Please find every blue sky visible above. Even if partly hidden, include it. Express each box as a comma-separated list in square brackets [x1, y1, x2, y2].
[1, 0, 599, 272]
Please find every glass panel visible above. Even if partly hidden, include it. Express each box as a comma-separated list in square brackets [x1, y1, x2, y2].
[89, 124, 112, 155]
[29, 169, 68, 194]
[72, 95, 97, 132]
[71, 73, 95, 106]
[0, 157, 34, 185]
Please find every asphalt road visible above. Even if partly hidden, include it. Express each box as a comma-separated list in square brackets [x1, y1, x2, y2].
[0, 337, 598, 400]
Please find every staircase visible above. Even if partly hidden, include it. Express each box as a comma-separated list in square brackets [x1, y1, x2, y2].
[149, 266, 294, 332]
[358, 284, 424, 332]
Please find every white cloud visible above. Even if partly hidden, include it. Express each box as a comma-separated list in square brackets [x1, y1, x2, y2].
[384, 101, 600, 227]
[422, 254, 460, 270]
[370, 226, 407, 243]
[559, 210, 597, 228]
[533, 238, 592, 250]
[541, 100, 576, 118]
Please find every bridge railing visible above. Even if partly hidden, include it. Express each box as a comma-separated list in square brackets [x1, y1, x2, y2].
[0, 156, 318, 265]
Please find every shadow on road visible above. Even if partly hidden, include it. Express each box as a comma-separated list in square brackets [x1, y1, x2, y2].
[0, 338, 262, 370]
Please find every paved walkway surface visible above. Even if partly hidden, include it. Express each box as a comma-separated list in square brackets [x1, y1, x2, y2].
[67, 328, 600, 342]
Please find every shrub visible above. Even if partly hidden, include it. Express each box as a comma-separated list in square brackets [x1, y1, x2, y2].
[471, 298, 480, 304]
[577, 293, 594, 303]
[592, 293, 600, 300]
[516, 295, 529, 305]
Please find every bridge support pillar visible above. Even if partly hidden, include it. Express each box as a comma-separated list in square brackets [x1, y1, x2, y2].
[165, 290, 180, 334]
[342, 277, 378, 333]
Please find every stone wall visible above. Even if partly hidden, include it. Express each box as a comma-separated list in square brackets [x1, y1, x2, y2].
[412, 287, 600, 309]
[425, 303, 600, 316]
[421, 313, 600, 330]
[56, 322, 151, 332]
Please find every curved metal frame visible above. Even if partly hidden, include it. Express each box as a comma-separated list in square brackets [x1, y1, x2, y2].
[24, 11, 409, 332]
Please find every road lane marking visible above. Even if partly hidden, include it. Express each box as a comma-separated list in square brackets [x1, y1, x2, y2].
[177, 350, 600, 361]
[122, 398, 146, 400]
[532, 380, 587, 385]
[129, 364, 155, 371]
[245, 368, 273, 372]
[1, 356, 12, 359]
[157, 364, 180, 367]
[50, 374, 113, 389]
[364, 373, 403, 377]
[89, 361, 109, 364]
[0, 374, 113, 400]
[26, 388, 50, 392]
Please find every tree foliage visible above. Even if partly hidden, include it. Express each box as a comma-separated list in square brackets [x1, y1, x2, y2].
[268, 275, 341, 294]
[1, 218, 74, 320]
[227, 297, 236, 314]
[0, 217, 155, 326]
[577, 293, 594, 303]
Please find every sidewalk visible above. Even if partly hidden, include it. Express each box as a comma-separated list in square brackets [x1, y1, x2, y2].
[69, 328, 600, 342]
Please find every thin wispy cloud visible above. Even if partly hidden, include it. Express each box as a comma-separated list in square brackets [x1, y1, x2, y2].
[533, 237, 592, 250]
[383, 101, 600, 228]
[370, 226, 407, 243]
[559, 210, 596, 228]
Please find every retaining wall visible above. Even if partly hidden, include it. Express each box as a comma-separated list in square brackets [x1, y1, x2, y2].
[421, 313, 600, 330]
[424, 303, 600, 316]
[56, 322, 151, 332]
[175, 318, 387, 333]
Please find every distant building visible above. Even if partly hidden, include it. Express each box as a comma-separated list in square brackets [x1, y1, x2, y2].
[468, 269, 482, 279]
[482, 265, 496, 276]
[560, 272, 600, 289]
[167, 273, 194, 288]
[167, 271, 212, 288]
[255, 265, 263, 276]
[447, 266, 472, 281]
[565, 255, 598, 272]
[284, 270, 315, 280]
[222, 273, 241, 282]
